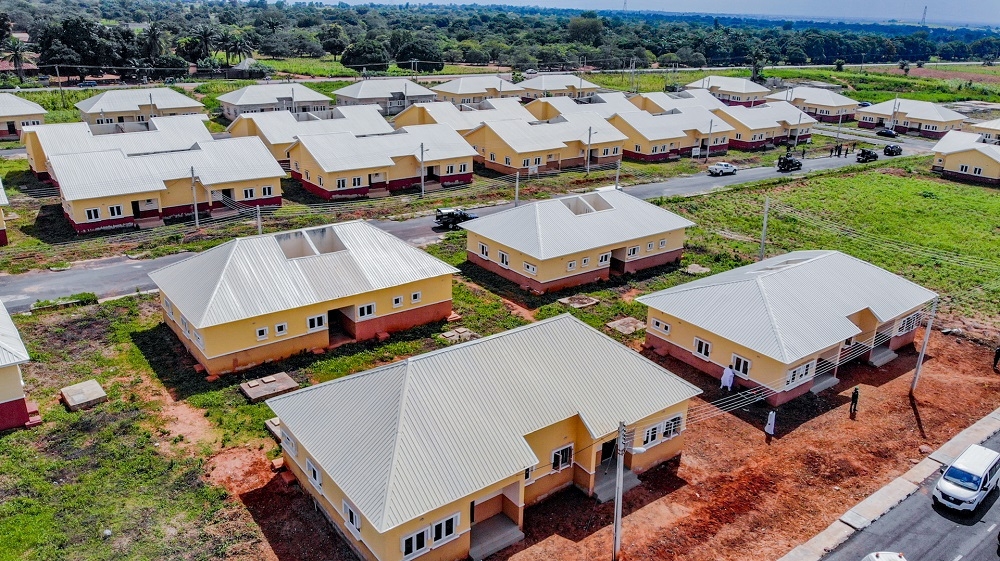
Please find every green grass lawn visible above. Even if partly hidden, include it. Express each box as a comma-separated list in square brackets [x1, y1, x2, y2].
[257, 56, 358, 77]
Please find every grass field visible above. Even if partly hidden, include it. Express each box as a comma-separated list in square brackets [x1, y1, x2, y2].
[257, 55, 357, 77]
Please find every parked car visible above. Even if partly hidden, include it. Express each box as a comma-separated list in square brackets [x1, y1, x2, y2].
[78, 80, 98, 88]
[435, 208, 478, 230]
[856, 149, 879, 163]
[883, 144, 903, 156]
[707, 162, 737, 176]
[861, 554, 905, 561]
[775, 154, 803, 172]
[524, 69, 538, 75]
[858, 101, 873, 107]
[932, 444, 1000, 512]
[876, 129, 899, 138]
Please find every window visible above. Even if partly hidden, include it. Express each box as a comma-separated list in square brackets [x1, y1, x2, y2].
[86, 208, 101, 221]
[478, 242, 489, 258]
[602, 147, 610, 156]
[305, 170, 311, 180]
[164, 299, 174, 319]
[661, 144, 668, 152]
[552, 445, 573, 471]
[651, 145, 658, 154]
[659, 239, 667, 248]
[393, 295, 403, 308]
[411, 292, 422, 303]
[960, 164, 969, 173]
[499, 251, 509, 268]
[108, 205, 123, 218]
[897, 311, 921, 335]
[735, 133, 742, 140]
[694, 337, 711, 359]
[343, 501, 362, 538]
[635, 144, 642, 152]
[786, 361, 813, 386]
[243, 188, 255, 200]
[612, 146, 619, 155]
[261, 185, 273, 197]
[306, 458, 322, 489]
[275, 323, 287, 336]
[523, 261, 537, 275]
[626, 246, 639, 258]
[522, 158, 530, 167]
[504, 157, 511, 166]
[402, 529, 428, 558]
[446, 164, 455, 174]
[280, 429, 297, 456]
[294, 161, 300, 171]
[974, 167, 983, 175]
[534, 157, 542, 165]
[643, 424, 658, 445]
[663, 416, 682, 439]
[256, 326, 268, 341]
[489, 153, 496, 162]
[307, 314, 326, 332]
[524, 467, 535, 481]
[567, 260, 577, 271]
[358, 303, 375, 318]
[651, 318, 670, 334]
[431, 513, 459, 545]
[647, 242, 654, 252]
[459, 163, 468, 173]
[598, 252, 611, 265]
[136, 115, 146, 122]
[732, 354, 751, 376]
[180, 317, 189, 335]
[582, 257, 591, 267]
[352, 177, 362, 187]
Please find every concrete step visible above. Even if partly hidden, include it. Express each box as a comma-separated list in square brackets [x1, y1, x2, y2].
[868, 346, 898, 368]
[593, 468, 641, 503]
[810, 374, 840, 394]
[469, 517, 524, 560]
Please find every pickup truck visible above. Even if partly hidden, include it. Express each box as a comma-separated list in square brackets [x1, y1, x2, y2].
[435, 208, 478, 230]
[707, 162, 737, 176]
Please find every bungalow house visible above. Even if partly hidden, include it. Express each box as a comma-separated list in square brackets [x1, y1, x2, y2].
[148, 221, 459, 376]
[525, 91, 641, 121]
[684, 76, 770, 107]
[217, 83, 332, 120]
[49, 137, 285, 233]
[287, 124, 477, 198]
[75, 88, 205, 125]
[765, 86, 859, 123]
[0, 182, 8, 247]
[930, 130, 1000, 184]
[608, 106, 734, 161]
[0, 93, 46, 140]
[0, 301, 40, 431]
[462, 189, 694, 293]
[856, 99, 966, 138]
[22, 114, 213, 179]
[517, 74, 600, 100]
[432, 76, 524, 104]
[333, 79, 436, 116]
[968, 118, 1000, 144]
[266, 314, 701, 561]
[226, 105, 393, 167]
[715, 101, 816, 150]
[637, 250, 938, 406]
[392, 99, 535, 135]
[464, 112, 626, 174]
[630, 89, 728, 113]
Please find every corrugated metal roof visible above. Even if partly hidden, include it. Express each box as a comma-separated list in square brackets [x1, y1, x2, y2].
[685, 76, 770, 94]
[0, 301, 30, 367]
[48, 136, 284, 201]
[402, 100, 534, 132]
[931, 130, 1000, 163]
[293, 124, 477, 173]
[470, 111, 627, 153]
[227, 106, 393, 145]
[637, 250, 938, 364]
[639, 89, 728, 112]
[267, 314, 701, 532]
[461, 189, 694, 259]
[75, 88, 204, 113]
[973, 118, 1000, 133]
[859, 99, 967, 122]
[148, 220, 459, 329]
[0, 93, 46, 118]
[216, 83, 331, 106]
[432, 76, 522, 95]
[334, 79, 435, 99]
[530, 92, 642, 119]
[765, 86, 859, 108]
[517, 74, 599, 91]
[613, 106, 735, 141]
[717, 101, 817, 130]
[24, 115, 212, 160]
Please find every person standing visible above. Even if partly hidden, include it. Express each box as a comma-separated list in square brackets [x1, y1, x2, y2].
[721, 365, 735, 391]
[801, 147, 806, 159]
[993, 345, 1000, 370]
[829, 146, 834, 158]
[850, 386, 860, 415]
[764, 410, 776, 438]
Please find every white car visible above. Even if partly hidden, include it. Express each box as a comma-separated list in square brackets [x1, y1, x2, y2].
[862, 554, 906, 561]
[707, 162, 737, 176]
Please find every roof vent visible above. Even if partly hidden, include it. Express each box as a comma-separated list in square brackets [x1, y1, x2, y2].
[763, 257, 810, 271]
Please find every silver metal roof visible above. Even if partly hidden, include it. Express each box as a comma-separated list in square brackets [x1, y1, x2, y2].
[517, 74, 599, 91]
[468, 111, 627, 153]
[334, 79, 435, 100]
[0, 301, 29, 367]
[432, 76, 522, 95]
[292, 124, 477, 173]
[0, 93, 45, 118]
[685, 76, 770, 94]
[613, 106, 735, 141]
[461, 189, 694, 259]
[859, 98, 966, 122]
[717, 101, 817, 130]
[637, 250, 938, 364]
[24, 115, 212, 161]
[267, 314, 701, 532]
[227, 105, 393, 145]
[765, 86, 859, 108]
[639, 89, 727, 112]
[530, 92, 642, 119]
[398, 100, 534, 132]
[216, 83, 331, 106]
[0, 177, 8, 206]
[148, 220, 459, 329]
[75, 88, 204, 113]
[932, 130, 1000, 163]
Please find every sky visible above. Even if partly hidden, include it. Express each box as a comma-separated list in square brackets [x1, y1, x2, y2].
[362, 0, 1000, 27]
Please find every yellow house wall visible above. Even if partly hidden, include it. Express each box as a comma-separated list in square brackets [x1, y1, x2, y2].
[0, 364, 25, 404]
[464, 126, 555, 168]
[392, 106, 432, 128]
[715, 114, 781, 141]
[608, 115, 686, 154]
[559, 138, 623, 161]
[0, 207, 6, 232]
[23, 131, 47, 173]
[524, 101, 563, 121]
[289, 143, 388, 189]
[625, 400, 691, 472]
[4, 112, 45, 136]
[227, 118, 292, 161]
[523, 416, 583, 504]
[80, 104, 205, 125]
[939, 150, 1000, 179]
[63, 191, 164, 224]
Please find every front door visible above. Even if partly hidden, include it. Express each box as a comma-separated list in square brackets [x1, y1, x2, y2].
[222, 189, 234, 200]
[5, 121, 15, 135]
[600, 438, 616, 466]
[131, 201, 141, 218]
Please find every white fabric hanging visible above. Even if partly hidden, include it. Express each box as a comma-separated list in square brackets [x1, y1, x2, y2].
[764, 410, 776, 435]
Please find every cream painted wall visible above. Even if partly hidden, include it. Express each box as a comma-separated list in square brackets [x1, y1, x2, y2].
[938, 149, 1000, 179]
[79, 104, 205, 125]
[0, 364, 25, 404]
[607, 115, 689, 154]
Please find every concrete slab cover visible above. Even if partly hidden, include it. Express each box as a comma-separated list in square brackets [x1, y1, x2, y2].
[557, 295, 600, 309]
[840, 510, 871, 530]
[848, 478, 918, 523]
[61, 379, 108, 412]
[900, 457, 944, 486]
[606, 317, 646, 335]
[240, 372, 299, 404]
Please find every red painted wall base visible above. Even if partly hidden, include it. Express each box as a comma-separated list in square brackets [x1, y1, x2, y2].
[0, 229, 7, 247]
[343, 300, 453, 341]
[467, 251, 610, 294]
[0, 397, 30, 431]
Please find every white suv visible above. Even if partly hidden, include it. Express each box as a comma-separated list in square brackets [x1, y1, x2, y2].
[707, 162, 737, 176]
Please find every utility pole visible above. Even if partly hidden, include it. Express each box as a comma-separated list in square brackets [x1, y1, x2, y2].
[836, 112, 843, 145]
[614, 159, 621, 188]
[419, 142, 425, 198]
[759, 197, 770, 261]
[256, 205, 262, 235]
[794, 111, 803, 147]
[612, 422, 626, 561]
[910, 298, 938, 394]
[55, 65, 66, 107]
[514, 171, 520, 206]
[190, 166, 200, 228]
[586, 125, 593, 174]
[704, 119, 713, 164]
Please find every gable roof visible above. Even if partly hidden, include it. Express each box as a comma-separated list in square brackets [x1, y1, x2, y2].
[0, 301, 30, 367]
[432, 76, 522, 95]
[529, 92, 641, 119]
[717, 101, 817, 130]
[685, 76, 770, 94]
[149, 220, 458, 329]
[333, 79, 435, 100]
[267, 313, 701, 533]
[226, 105, 393, 144]
[638, 89, 728, 112]
[24, 115, 212, 160]
[971, 118, 1000, 133]
[612, 106, 734, 141]
[75, 88, 204, 114]
[291, 124, 477, 173]
[48, 137, 284, 202]
[397, 99, 535, 133]
[931, 130, 1000, 163]
[517, 74, 599, 91]
[468, 111, 627, 154]
[859, 98, 967, 122]
[216, 83, 331, 106]
[637, 250, 937, 364]
[765, 86, 858, 108]
[461, 189, 694, 259]
[0, 93, 46, 118]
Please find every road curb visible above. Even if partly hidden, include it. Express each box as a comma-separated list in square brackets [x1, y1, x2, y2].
[777, 402, 1000, 561]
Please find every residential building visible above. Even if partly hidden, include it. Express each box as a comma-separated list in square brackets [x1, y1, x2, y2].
[226, 105, 393, 167]
[930, 130, 1000, 184]
[75, 88, 205, 125]
[462, 189, 694, 293]
[637, 250, 938, 406]
[0, 182, 8, 247]
[0, 301, 40, 431]
[608, 106, 733, 161]
[525, 91, 641, 120]
[266, 314, 701, 561]
[684, 76, 770, 107]
[464, 112, 626, 174]
[148, 221, 459, 376]
[968, 118, 1000, 144]
[287, 124, 477, 198]
[517, 74, 600, 100]
[392, 99, 535, 135]
[49, 137, 285, 233]
[856, 99, 966, 138]
[333, 79, 436, 116]
[715, 101, 816, 150]
[0, 93, 46, 140]
[630, 89, 728, 113]
[765, 86, 859, 123]
[22, 114, 213, 179]
[217, 83, 332, 120]
[432, 76, 524, 104]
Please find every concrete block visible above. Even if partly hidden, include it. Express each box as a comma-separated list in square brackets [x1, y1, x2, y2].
[60, 380, 108, 412]
[805, 520, 856, 553]
[777, 544, 821, 561]
[840, 509, 871, 530]
[847, 478, 918, 526]
[900, 457, 944, 486]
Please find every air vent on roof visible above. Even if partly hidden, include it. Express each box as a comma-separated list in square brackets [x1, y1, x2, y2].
[275, 226, 346, 259]
[275, 231, 315, 259]
[763, 257, 811, 270]
[306, 226, 347, 254]
[560, 193, 614, 215]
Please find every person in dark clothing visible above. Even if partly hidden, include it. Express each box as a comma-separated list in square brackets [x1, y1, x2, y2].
[829, 147, 834, 157]
[993, 346, 1000, 370]
[850, 386, 860, 415]
[801, 147, 806, 159]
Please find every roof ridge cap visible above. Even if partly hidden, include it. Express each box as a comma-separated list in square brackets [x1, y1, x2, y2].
[754, 275, 792, 363]
[377, 361, 416, 530]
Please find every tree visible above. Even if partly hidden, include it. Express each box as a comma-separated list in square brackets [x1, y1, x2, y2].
[255, 9, 287, 35]
[140, 22, 167, 59]
[39, 39, 82, 80]
[0, 13, 11, 44]
[259, 31, 294, 58]
[341, 39, 390, 72]
[397, 38, 444, 73]
[318, 24, 349, 57]
[568, 15, 603, 47]
[746, 46, 768, 82]
[2, 38, 30, 82]
[387, 29, 414, 59]
[191, 24, 216, 62]
[834, 58, 846, 71]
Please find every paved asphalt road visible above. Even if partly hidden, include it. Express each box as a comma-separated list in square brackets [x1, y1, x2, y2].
[825, 431, 1000, 561]
[0, 142, 931, 313]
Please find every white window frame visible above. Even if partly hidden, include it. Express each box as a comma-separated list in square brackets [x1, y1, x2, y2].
[552, 444, 573, 471]
[256, 326, 268, 341]
[489, 153, 496, 162]
[402, 528, 429, 559]
[305, 458, 322, 490]
[479, 242, 489, 258]
[785, 360, 814, 387]
[662, 416, 683, 440]
[275, 322, 288, 336]
[343, 500, 362, 539]
[393, 295, 403, 308]
[974, 167, 983, 175]
[646, 242, 654, 252]
[896, 311, 921, 335]
[643, 423, 659, 445]
[523, 261, 537, 275]
[85, 208, 101, 221]
[243, 188, 255, 200]
[602, 147, 610, 156]
[533, 156, 542, 165]
[280, 429, 297, 456]
[307, 314, 326, 332]
[352, 177, 362, 187]
[164, 299, 174, 320]
[411, 291, 422, 304]
[337, 178, 347, 189]
[650, 318, 670, 334]
[358, 303, 375, 319]
[180, 317, 189, 335]
[582, 257, 591, 267]
[598, 252, 611, 266]
[635, 144, 642, 152]
[108, 205, 124, 218]
[959, 164, 969, 173]
[499, 251, 509, 268]
[659, 239, 667, 248]
[504, 156, 511, 166]
[305, 170, 311, 181]
[626, 246, 639, 258]
[446, 164, 455, 174]
[261, 185, 273, 197]
[694, 337, 711, 360]
[430, 513, 460, 547]
[732, 354, 751, 377]
[566, 260, 577, 271]
[612, 146, 619, 155]
[522, 158, 530, 167]
[459, 163, 468, 173]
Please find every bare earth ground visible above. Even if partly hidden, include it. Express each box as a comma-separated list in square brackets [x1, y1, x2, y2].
[881, 66, 1000, 83]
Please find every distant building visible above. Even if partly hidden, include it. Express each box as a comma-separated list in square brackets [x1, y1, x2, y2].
[0, 301, 40, 431]
[715, 101, 816, 150]
[217, 83, 332, 120]
[525, 91, 641, 121]
[684, 76, 770, 107]
[392, 99, 535, 135]
[333, 79, 436, 116]
[765, 86, 859, 123]
[0, 180, 8, 247]
[609, 106, 733, 161]
[432, 76, 524, 104]
[75, 88, 205, 125]
[0, 93, 46, 140]
[517, 74, 600, 100]
[630, 89, 728, 113]
[968, 118, 1000, 144]
[856, 99, 966, 138]
[930, 130, 1000, 184]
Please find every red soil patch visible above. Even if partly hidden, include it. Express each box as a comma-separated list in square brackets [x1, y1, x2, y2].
[161, 400, 217, 450]
[206, 447, 274, 496]
[620, 287, 642, 302]
[882, 66, 1000, 83]
[459, 278, 536, 322]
